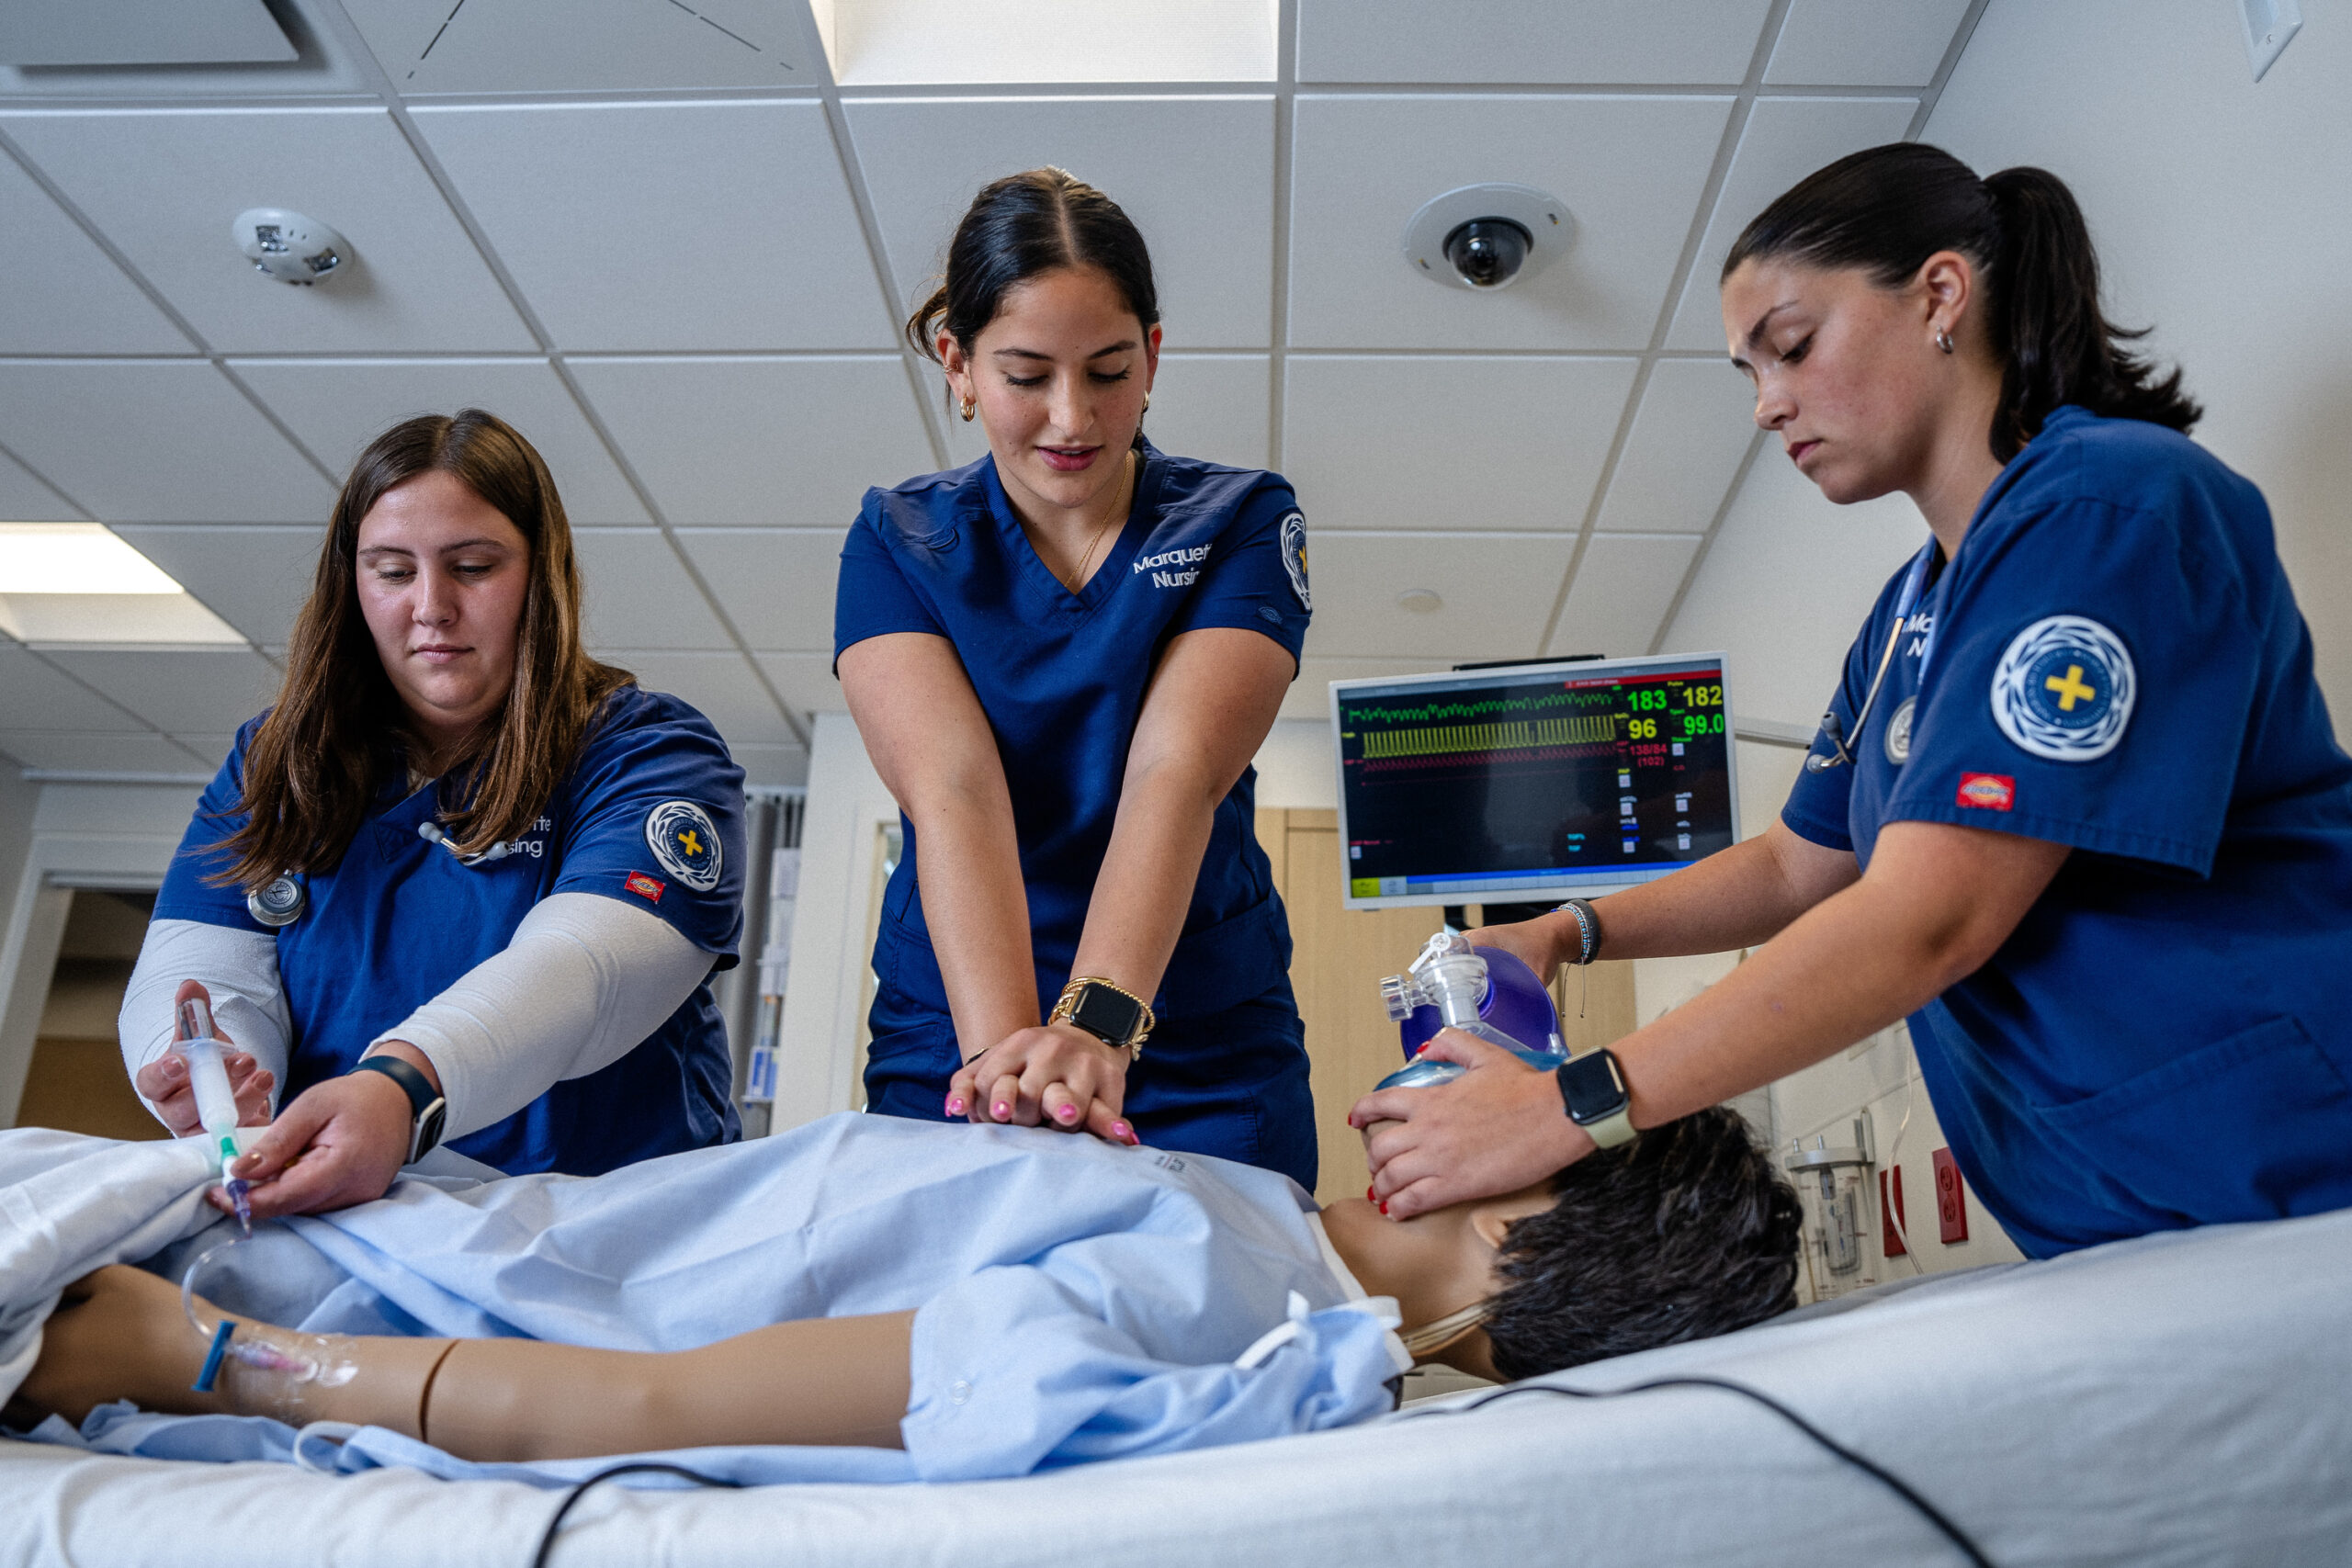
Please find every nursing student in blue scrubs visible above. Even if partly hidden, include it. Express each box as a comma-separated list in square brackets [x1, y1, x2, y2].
[1354, 143, 2352, 1257]
[122, 410, 746, 1218]
[834, 170, 1317, 1188]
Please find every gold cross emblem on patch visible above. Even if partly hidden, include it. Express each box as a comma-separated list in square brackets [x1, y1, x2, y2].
[2044, 664, 2097, 711]
[678, 829, 703, 857]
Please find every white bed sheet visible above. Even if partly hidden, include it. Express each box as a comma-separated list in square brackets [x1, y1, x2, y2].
[6, 1203, 2349, 1568]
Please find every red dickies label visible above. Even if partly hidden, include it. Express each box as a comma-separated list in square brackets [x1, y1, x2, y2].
[624, 871, 665, 902]
[1956, 773, 2016, 811]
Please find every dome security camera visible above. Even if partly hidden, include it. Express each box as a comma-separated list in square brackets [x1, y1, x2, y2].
[232, 208, 351, 286]
[1402, 184, 1572, 294]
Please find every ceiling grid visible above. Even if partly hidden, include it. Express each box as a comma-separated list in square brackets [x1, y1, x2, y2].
[0, 0, 1995, 780]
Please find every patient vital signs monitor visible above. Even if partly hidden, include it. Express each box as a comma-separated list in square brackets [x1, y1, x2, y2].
[1331, 654, 1741, 910]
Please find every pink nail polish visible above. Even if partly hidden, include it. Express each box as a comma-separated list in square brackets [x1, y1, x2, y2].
[993, 1101, 1011, 1119]
[1056, 1104, 1077, 1122]
[944, 1096, 966, 1116]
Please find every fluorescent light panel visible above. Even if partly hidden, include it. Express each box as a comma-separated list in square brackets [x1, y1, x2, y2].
[811, 0, 1277, 85]
[0, 524, 243, 645]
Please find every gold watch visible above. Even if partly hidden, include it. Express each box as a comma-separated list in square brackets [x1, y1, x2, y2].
[1049, 977, 1155, 1059]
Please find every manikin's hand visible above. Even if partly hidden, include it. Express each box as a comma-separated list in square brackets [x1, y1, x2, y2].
[131, 1032, 275, 1135]
[1464, 917, 1566, 986]
[1349, 1030, 1592, 1220]
[946, 1021, 1138, 1146]
[215, 1059, 416, 1221]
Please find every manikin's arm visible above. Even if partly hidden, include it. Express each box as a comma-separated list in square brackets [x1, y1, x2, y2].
[17, 1267, 910, 1462]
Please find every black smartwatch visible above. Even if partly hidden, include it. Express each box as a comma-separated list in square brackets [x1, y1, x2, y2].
[351, 1055, 448, 1164]
[1049, 977, 1156, 1058]
[1555, 1047, 1636, 1149]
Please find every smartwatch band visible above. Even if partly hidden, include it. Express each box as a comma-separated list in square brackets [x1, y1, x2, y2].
[351, 1055, 448, 1164]
[1050, 976, 1156, 1058]
[1556, 1046, 1637, 1149]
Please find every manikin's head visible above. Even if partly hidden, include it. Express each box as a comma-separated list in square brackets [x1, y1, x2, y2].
[1329, 1106, 1802, 1382]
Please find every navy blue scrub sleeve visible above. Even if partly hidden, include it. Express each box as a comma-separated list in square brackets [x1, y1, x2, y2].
[834, 498, 952, 664]
[1159, 489, 1310, 669]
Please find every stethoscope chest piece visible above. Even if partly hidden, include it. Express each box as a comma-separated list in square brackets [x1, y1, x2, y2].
[246, 874, 307, 928]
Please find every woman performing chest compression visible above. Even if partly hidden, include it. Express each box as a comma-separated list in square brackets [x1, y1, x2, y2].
[124, 411, 748, 1217]
[1355, 144, 2352, 1258]
[835, 170, 1318, 1187]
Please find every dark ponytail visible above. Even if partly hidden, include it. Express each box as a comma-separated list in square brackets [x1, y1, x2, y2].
[905, 166, 1160, 367]
[1723, 142, 2199, 461]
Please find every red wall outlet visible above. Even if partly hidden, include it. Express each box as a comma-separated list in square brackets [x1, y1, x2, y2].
[1932, 1147, 1969, 1244]
[1880, 1167, 1907, 1257]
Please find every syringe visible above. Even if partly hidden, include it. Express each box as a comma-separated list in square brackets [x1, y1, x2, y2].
[173, 986, 253, 1236]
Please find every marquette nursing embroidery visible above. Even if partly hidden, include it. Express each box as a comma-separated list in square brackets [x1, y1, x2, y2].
[1991, 615, 2135, 761]
[645, 800, 723, 891]
[1280, 512, 1311, 612]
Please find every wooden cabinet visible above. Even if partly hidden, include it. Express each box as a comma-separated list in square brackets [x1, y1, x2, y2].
[1260, 808, 1637, 1202]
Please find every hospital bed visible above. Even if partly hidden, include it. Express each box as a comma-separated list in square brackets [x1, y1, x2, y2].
[5, 1201, 2347, 1567]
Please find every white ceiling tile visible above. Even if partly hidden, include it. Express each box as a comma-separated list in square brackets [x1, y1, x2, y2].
[1765, 0, 1974, 86]
[1283, 654, 1448, 719]
[940, 353, 1271, 472]
[0, 150, 191, 355]
[1594, 359, 1762, 533]
[42, 646, 282, 733]
[604, 650, 793, 745]
[168, 733, 240, 770]
[0, 730, 209, 773]
[0, 107, 534, 355]
[231, 359, 650, 524]
[0, 445, 77, 520]
[731, 742, 810, 787]
[344, 0, 816, 95]
[412, 101, 890, 352]
[1289, 95, 1735, 351]
[0, 361, 332, 523]
[571, 528, 734, 649]
[1299, 531, 1571, 660]
[111, 525, 321, 645]
[677, 529, 839, 652]
[0, 645, 147, 731]
[1662, 96, 1921, 349]
[845, 96, 1274, 349]
[1297, 0, 1772, 85]
[1547, 532, 1702, 658]
[569, 356, 932, 526]
[1283, 355, 1636, 531]
[752, 651, 844, 715]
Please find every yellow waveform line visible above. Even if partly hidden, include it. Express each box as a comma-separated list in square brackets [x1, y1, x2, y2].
[1361, 714, 1617, 759]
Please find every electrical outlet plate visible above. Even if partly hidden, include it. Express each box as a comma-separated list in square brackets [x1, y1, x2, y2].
[2241, 0, 2302, 82]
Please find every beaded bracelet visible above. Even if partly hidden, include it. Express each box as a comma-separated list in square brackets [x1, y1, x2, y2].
[1555, 897, 1601, 966]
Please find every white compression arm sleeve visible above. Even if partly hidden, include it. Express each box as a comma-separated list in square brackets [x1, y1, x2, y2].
[371, 891, 717, 1142]
[119, 919, 294, 1127]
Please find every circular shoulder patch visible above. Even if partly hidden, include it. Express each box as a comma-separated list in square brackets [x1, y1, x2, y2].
[1883, 694, 1915, 766]
[1279, 511, 1311, 612]
[645, 800, 724, 892]
[1990, 615, 2135, 762]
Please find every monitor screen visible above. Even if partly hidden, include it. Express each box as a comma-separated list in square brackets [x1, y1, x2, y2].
[1329, 653, 1741, 909]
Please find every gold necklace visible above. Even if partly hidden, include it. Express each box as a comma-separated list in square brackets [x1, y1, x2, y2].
[1058, 450, 1134, 592]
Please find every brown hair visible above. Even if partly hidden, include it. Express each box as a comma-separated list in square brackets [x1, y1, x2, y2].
[216, 410, 633, 888]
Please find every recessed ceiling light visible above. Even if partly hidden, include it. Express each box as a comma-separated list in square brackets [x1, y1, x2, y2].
[0, 524, 181, 594]
[1397, 588, 1443, 614]
[811, 0, 1276, 85]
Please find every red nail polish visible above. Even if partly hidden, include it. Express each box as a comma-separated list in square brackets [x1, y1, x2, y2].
[1365, 1184, 1376, 1202]
[1378, 1199, 1391, 1216]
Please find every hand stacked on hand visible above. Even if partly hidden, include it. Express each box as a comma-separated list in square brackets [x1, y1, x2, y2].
[946, 1021, 1139, 1147]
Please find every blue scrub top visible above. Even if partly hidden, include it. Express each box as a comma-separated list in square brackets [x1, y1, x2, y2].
[155, 684, 747, 1177]
[833, 441, 1311, 1024]
[1782, 406, 2352, 1258]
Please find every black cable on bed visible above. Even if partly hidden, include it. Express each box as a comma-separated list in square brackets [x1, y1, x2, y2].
[529, 1461, 741, 1568]
[1424, 1375, 1996, 1568]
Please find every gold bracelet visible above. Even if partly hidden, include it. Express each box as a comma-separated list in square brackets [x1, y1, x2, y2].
[1048, 976, 1156, 1058]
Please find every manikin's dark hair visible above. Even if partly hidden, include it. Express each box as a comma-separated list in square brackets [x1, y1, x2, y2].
[1723, 141, 2200, 463]
[1482, 1105, 1802, 1381]
[905, 167, 1159, 440]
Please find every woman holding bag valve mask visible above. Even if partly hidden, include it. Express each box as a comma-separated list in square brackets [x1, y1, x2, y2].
[1354, 144, 2352, 1258]
[834, 170, 1318, 1187]
[124, 410, 748, 1217]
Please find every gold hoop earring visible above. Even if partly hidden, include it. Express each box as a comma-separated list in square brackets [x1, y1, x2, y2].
[1935, 330, 1955, 355]
[958, 394, 976, 422]
[1142, 392, 1151, 412]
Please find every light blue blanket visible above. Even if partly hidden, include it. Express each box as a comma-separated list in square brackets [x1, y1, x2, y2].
[0, 1115, 1407, 1486]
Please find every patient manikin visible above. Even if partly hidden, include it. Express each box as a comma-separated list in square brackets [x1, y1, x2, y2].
[9, 1109, 1797, 1477]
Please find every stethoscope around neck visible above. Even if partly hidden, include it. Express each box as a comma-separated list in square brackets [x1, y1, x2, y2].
[243, 821, 523, 927]
[1805, 539, 1943, 773]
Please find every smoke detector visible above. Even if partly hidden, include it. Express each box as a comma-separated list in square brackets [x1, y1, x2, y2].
[232, 208, 350, 286]
[1402, 183, 1572, 292]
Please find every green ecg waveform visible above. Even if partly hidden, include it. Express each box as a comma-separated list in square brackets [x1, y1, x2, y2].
[1361, 714, 1617, 759]
[1344, 689, 1614, 725]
